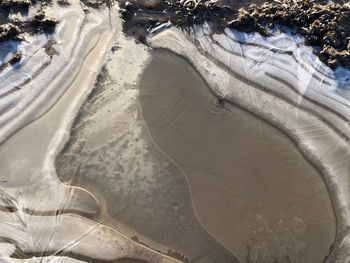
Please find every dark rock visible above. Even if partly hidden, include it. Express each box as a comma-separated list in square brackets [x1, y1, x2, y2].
[57, 0, 70, 6]
[0, 24, 20, 42]
[111, 43, 120, 52]
[80, 0, 108, 8]
[43, 38, 58, 57]
[8, 51, 22, 65]
[29, 11, 58, 33]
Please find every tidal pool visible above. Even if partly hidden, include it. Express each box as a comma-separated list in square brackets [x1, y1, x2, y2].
[139, 50, 336, 263]
[56, 47, 336, 263]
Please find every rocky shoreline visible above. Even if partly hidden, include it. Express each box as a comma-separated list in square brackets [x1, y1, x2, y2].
[120, 0, 350, 70]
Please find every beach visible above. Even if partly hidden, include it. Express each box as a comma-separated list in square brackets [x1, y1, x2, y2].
[1, 0, 350, 262]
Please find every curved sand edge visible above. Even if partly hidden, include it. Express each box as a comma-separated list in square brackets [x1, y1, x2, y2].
[0, 1, 118, 214]
[0, 0, 113, 145]
[0, 4, 184, 262]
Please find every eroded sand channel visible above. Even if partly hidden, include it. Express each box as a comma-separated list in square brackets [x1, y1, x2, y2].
[139, 50, 336, 262]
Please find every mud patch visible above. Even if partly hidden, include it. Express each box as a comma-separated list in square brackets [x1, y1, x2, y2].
[120, 0, 350, 70]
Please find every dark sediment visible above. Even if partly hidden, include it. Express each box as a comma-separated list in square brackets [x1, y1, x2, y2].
[229, 0, 350, 70]
[57, 0, 70, 6]
[28, 11, 57, 33]
[1, 0, 30, 8]
[120, 0, 350, 70]
[43, 38, 58, 56]
[0, 50, 21, 73]
[8, 50, 22, 64]
[0, 23, 20, 41]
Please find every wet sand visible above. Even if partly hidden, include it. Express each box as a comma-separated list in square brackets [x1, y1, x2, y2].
[55, 44, 337, 262]
[0, 15, 188, 260]
[0, 1, 345, 261]
[55, 39, 238, 263]
[139, 50, 336, 262]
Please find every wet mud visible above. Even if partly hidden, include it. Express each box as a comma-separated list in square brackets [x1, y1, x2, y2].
[120, 0, 350, 70]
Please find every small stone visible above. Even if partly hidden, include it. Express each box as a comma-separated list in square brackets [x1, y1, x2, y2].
[327, 59, 338, 69]
[29, 11, 58, 33]
[57, 0, 70, 6]
[0, 24, 20, 42]
[8, 51, 22, 65]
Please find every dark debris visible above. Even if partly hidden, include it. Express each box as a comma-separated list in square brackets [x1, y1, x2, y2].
[120, 0, 350, 70]
[229, 0, 350, 69]
[28, 10, 58, 33]
[0, 23, 20, 41]
[8, 50, 22, 64]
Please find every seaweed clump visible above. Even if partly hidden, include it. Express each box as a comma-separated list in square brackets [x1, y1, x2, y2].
[120, 0, 350, 70]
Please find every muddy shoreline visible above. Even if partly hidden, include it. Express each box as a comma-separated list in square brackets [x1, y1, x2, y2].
[121, 0, 350, 70]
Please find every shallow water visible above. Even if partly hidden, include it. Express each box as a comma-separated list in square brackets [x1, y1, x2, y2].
[139, 50, 336, 262]
[55, 42, 239, 262]
[56, 48, 336, 262]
